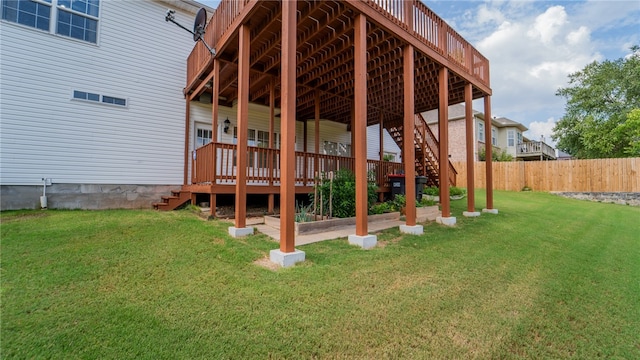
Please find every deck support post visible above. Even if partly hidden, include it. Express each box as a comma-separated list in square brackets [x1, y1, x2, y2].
[314, 90, 320, 181]
[268, 79, 275, 213]
[378, 113, 385, 202]
[399, 44, 422, 235]
[183, 98, 190, 185]
[230, 24, 253, 237]
[437, 66, 456, 226]
[270, 0, 304, 266]
[348, 13, 377, 249]
[483, 95, 498, 214]
[210, 58, 220, 217]
[463, 83, 480, 217]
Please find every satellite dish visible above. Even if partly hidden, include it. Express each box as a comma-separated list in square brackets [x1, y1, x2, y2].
[165, 7, 216, 56]
[193, 8, 207, 42]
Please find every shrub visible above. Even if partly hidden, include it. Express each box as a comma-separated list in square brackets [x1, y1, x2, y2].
[449, 186, 466, 196]
[478, 147, 514, 162]
[310, 169, 378, 218]
[418, 197, 437, 207]
[370, 202, 392, 214]
[424, 186, 439, 196]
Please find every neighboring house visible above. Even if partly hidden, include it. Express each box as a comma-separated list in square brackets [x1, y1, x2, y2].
[0, 0, 208, 210]
[423, 104, 556, 162]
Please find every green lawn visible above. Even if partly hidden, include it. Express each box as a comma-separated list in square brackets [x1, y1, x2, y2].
[2, 191, 639, 359]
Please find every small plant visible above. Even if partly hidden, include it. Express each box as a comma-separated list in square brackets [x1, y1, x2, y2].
[424, 186, 439, 196]
[390, 194, 406, 212]
[522, 185, 532, 192]
[418, 197, 436, 207]
[449, 187, 466, 197]
[369, 202, 392, 214]
[295, 201, 314, 222]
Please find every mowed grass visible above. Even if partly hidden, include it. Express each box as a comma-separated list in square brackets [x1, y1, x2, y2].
[1, 191, 639, 359]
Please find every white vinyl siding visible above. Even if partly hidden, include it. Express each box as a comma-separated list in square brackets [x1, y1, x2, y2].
[0, 1, 196, 185]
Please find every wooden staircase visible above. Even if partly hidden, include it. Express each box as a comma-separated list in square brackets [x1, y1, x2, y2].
[384, 113, 457, 187]
[153, 189, 191, 211]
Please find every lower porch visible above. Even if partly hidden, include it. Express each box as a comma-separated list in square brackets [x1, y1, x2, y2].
[183, 141, 405, 214]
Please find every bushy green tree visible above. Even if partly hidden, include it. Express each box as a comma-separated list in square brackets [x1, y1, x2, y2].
[553, 46, 640, 158]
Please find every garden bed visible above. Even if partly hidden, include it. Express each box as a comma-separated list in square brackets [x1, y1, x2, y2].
[264, 212, 401, 236]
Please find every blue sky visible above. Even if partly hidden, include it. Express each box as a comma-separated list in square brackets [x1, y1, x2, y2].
[198, 0, 640, 145]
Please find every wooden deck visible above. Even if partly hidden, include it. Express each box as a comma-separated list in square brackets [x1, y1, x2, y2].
[185, 0, 490, 124]
[517, 141, 557, 161]
[175, 0, 494, 247]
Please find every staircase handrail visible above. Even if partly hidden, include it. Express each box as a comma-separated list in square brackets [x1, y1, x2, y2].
[415, 113, 457, 186]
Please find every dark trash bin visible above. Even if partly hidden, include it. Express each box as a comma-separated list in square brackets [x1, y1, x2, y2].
[415, 176, 427, 200]
[388, 174, 405, 200]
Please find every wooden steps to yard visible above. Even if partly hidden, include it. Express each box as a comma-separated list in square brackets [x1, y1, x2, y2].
[153, 190, 191, 211]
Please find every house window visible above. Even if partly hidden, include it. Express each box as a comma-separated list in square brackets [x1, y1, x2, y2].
[491, 128, 497, 146]
[196, 128, 212, 148]
[101, 95, 126, 106]
[517, 132, 523, 145]
[2, 0, 99, 43]
[323, 141, 351, 157]
[2, 0, 52, 31]
[383, 151, 396, 162]
[72, 90, 126, 107]
[478, 122, 485, 143]
[507, 130, 515, 147]
[233, 127, 279, 168]
[73, 90, 99, 102]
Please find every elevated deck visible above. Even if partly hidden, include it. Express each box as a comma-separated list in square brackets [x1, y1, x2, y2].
[185, 0, 490, 126]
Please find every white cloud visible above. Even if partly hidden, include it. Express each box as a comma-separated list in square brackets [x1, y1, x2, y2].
[525, 118, 557, 147]
[527, 6, 567, 45]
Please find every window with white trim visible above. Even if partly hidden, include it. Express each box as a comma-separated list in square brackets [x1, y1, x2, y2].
[1, 0, 99, 43]
[517, 132, 523, 145]
[507, 130, 515, 147]
[233, 127, 279, 168]
[478, 122, 485, 143]
[323, 141, 351, 157]
[195, 128, 212, 148]
[491, 127, 497, 146]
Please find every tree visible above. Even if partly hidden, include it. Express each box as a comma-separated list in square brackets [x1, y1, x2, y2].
[552, 46, 640, 158]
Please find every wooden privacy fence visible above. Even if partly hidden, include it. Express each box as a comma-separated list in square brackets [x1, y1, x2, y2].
[452, 158, 640, 192]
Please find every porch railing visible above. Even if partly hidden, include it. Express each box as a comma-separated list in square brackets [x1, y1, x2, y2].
[191, 142, 403, 189]
[186, 0, 489, 90]
[415, 113, 457, 186]
[517, 141, 556, 159]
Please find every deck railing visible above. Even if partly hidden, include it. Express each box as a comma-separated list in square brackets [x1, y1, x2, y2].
[415, 113, 458, 185]
[192, 142, 403, 189]
[186, 0, 489, 89]
[517, 141, 556, 159]
[186, 0, 252, 88]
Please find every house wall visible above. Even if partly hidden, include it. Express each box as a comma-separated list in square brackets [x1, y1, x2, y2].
[428, 118, 479, 163]
[0, 0, 197, 209]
